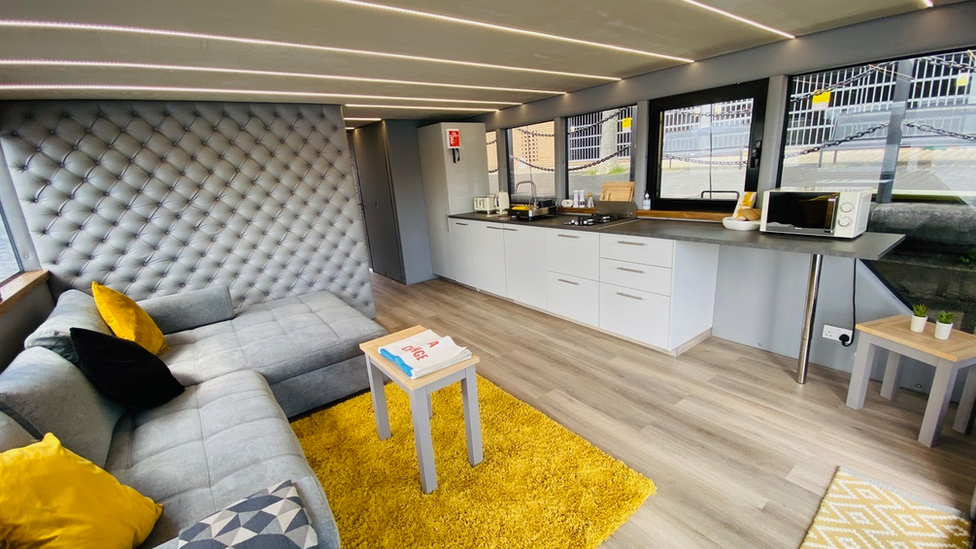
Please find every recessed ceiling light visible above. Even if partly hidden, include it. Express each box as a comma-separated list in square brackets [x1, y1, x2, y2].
[0, 20, 620, 82]
[326, 0, 694, 63]
[0, 83, 519, 105]
[344, 117, 382, 121]
[345, 127, 356, 130]
[920, 0, 934, 6]
[0, 59, 564, 95]
[346, 104, 497, 112]
[674, 0, 795, 39]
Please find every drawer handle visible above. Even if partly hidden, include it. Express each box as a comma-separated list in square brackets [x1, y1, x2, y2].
[617, 240, 646, 247]
[557, 234, 580, 239]
[487, 226, 504, 230]
[455, 222, 469, 226]
[557, 278, 580, 286]
[616, 292, 643, 301]
[503, 228, 518, 232]
[617, 267, 645, 274]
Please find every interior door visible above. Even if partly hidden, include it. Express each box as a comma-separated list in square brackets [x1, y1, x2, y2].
[351, 125, 405, 283]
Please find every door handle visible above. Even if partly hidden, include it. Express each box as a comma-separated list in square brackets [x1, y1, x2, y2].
[617, 241, 645, 246]
[455, 223, 469, 226]
[557, 234, 580, 239]
[557, 279, 580, 286]
[616, 292, 643, 301]
[617, 267, 645, 274]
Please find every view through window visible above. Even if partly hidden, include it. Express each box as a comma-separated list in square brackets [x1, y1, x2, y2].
[781, 48, 976, 203]
[486, 131, 498, 192]
[508, 121, 556, 200]
[0, 208, 20, 283]
[568, 106, 635, 204]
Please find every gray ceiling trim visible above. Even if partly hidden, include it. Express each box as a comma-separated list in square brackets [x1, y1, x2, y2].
[475, 2, 976, 131]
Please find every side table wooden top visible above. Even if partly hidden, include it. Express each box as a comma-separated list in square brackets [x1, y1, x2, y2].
[856, 315, 976, 363]
[359, 325, 480, 392]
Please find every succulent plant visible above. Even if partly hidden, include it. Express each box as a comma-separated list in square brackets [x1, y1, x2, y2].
[912, 304, 928, 317]
[937, 311, 954, 324]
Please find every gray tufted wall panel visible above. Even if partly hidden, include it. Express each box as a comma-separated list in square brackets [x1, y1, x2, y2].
[0, 101, 375, 317]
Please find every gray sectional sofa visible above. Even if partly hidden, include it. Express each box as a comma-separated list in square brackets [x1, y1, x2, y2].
[0, 285, 387, 548]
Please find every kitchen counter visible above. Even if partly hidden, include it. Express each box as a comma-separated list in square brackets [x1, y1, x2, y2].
[449, 212, 905, 260]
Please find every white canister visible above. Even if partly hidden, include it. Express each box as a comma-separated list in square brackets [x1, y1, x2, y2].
[910, 315, 927, 333]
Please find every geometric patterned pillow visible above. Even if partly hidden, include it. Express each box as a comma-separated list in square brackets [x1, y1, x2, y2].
[178, 480, 319, 549]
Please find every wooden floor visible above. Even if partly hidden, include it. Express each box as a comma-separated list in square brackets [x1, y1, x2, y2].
[370, 274, 976, 548]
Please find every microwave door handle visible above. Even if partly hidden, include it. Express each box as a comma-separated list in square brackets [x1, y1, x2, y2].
[827, 196, 839, 233]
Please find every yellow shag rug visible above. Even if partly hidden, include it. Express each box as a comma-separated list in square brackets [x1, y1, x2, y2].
[291, 375, 655, 548]
[800, 468, 971, 548]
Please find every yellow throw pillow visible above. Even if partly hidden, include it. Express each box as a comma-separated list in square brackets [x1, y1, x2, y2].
[0, 433, 162, 549]
[92, 282, 169, 354]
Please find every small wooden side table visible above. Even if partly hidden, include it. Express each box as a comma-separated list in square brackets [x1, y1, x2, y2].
[359, 326, 483, 493]
[846, 315, 976, 447]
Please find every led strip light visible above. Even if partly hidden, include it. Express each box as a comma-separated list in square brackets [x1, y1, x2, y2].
[326, 0, 694, 62]
[0, 84, 512, 109]
[0, 59, 564, 95]
[673, 0, 795, 39]
[0, 20, 622, 81]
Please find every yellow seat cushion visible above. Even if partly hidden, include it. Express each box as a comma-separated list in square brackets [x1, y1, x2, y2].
[92, 282, 168, 354]
[0, 433, 162, 549]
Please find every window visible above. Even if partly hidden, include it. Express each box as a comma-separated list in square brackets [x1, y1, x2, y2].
[781, 48, 976, 202]
[508, 121, 556, 200]
[486, 131, 498, 191]
[0, 205, 21, 284]
[648, 80, 768, 212]
[567, 106, 635, 204]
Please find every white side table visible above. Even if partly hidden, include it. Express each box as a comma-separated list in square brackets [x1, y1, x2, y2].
[846, 315, 976, 447]
[359, 326, 483, 493]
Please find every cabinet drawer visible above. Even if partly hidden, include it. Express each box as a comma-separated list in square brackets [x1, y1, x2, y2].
[546, 230, 599, 280]
[546, 272, 599, 327]
[599, 258, 672, 296]
[599, 283, 669, 349]
[600, 234, 673, 268]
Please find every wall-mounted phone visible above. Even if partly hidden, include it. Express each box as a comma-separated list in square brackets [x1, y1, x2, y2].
[447, 128, 460, 163]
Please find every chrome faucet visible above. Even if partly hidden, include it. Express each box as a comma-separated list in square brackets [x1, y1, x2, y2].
[514, 181, 538, 207]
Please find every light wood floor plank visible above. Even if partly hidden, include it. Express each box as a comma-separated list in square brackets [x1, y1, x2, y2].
[370, 274, 976, 548]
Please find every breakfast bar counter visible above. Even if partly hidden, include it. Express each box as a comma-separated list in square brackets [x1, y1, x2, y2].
[450, 212, 906, 383]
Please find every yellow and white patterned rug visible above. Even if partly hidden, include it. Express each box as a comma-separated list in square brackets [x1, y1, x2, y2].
[800, 468, 971, 549]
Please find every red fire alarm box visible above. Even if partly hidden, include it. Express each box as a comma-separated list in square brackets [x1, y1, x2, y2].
[447, 129, 460, 149]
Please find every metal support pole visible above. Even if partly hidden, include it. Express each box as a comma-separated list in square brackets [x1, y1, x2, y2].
[796, 254, 824, 384]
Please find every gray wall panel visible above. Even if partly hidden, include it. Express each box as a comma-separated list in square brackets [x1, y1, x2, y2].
[0, 101, 375, 317]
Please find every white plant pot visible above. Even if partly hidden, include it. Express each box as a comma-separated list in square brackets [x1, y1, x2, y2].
[934, 321, 953, 340]
[910, 315, 927, 333]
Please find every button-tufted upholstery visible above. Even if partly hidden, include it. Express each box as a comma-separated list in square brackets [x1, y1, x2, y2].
[0, 100, 375, 317]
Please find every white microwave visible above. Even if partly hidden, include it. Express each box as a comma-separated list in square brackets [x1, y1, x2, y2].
[760, 188, 872, 239]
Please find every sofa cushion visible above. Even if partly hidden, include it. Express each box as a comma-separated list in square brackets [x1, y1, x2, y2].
[23, 289, 113, 364]
[71, 328, 185, 409]
[177, 479, 319, 549]
[105, 370, 335, 548]
[0, 411, 34, 453]
[138, 286, 235, 335]
[0, 346, 123, 467]
[0, 433, 162, 549]
[161, 291, 386, 387]
[93, 282, 169, 354]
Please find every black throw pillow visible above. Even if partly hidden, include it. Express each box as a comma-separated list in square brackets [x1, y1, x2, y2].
[69, 327, 184, 409]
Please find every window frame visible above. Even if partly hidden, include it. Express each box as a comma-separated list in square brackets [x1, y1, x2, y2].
[0, 201, 23, 287]
[775, 46, 976, 202]
[647, 79, 769, 212]
[506, 120, 557, 198]
[564, 105, 637, 198]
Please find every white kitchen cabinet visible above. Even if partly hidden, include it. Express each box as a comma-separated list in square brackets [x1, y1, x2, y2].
[545, 230, 599, 280]
[598, 233, 719, 353]
[503, 225, 547, 309]
[418, 122, 489, 279]
[599, 284, 670, 349]
[546, 272, 599, 327]
[449, 220, 474, 287]
[471, 222, 507, 297]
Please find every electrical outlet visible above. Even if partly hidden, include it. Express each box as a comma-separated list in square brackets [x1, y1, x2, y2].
[822, 324, 853, 342]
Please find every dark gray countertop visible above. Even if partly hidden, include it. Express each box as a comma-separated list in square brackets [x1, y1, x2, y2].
[449, 212, 905, 261]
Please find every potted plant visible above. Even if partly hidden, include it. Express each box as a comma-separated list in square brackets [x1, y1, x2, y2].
[911, 304, 928, 333]
[935, 311, 954, 340]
